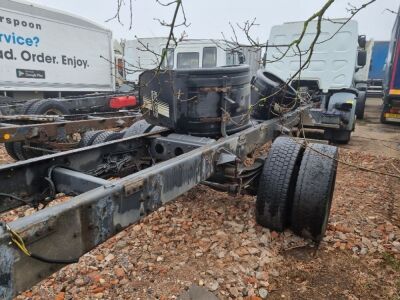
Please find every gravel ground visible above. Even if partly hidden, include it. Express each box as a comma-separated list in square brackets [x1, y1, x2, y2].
[0, 142, 399, 300]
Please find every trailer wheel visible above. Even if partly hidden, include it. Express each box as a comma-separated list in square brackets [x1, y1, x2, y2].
[290, 143, 338, 241]
[255, 136, 303, 232]
[4, 142, 18, 160]
[78, 130, 104, 147]
[355, 91, 366, 120]
[25, 99, 70, 115]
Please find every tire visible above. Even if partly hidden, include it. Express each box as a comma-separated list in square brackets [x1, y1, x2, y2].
[92, 131, 116, 145]
[355, 91, 366, 120]
[12, 142, 37, 160]
[78, 130, 104, 147]
[6, 99, 68, 160]
[290, 143, 338, 241]
[4, 142, 18, 160]
[255, 136, 304, 232]
[0, 96, 15, 105]
[251, 70, 298, 120]
[103, 131, 124, 142]
[22, 99, 41, 114]
[123, 120, 163, 138]
[324, 129, 351, 144]
[12, 142, 25, 160]
[25, 99, 69, 115]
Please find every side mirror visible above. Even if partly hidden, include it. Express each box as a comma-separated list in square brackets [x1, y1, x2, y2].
[357, 50, 367, 67]
[238, 53, 245, 64]
[358, 35, 366, 49]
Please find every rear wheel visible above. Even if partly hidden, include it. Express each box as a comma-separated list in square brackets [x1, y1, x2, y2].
[255, 136, 304, 231]
[290, 143, 338, 241]
[91, 131, 120, 145]
[123, 120, 164, 138]
[78, 130, 104, 147]
[22, 99, 41, 114]
[123, 120, 153, 138]
[4, 142, 18, 160]
[0, 96, 14, 105]
[355, 91, 366, 120]
[25, 99, 69, 115]
[15, 99, 70, 159]
[12, 142, 38, 160]
[103, 131, 124, 142]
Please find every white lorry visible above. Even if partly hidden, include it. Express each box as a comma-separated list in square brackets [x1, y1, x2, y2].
[252, 19, 367, 143]
[124, 38, 261, 84]
[0, 0, 115, 100]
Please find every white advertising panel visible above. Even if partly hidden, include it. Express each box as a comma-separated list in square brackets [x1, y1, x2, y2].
[0, 1, 114, 91]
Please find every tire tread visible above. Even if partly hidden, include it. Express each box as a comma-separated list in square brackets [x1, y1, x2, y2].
[255, 136, 303, 231]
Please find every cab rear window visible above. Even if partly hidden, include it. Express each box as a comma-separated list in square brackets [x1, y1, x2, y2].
[202, 47, 217, 67]
[177, 52, 199, 69]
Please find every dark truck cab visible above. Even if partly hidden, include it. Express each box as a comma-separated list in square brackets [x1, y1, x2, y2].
[382, 6, 400, 123]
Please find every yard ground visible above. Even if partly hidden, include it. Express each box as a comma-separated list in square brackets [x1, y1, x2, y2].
[0, 97, 399, 300]
[342, 97, 400, 157]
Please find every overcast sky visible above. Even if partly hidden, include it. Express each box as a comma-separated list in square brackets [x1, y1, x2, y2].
[31, 0, 399, 42]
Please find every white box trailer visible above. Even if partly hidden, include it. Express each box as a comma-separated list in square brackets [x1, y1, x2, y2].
[124, 38, 261, 83]
[0, 0, 115, 99]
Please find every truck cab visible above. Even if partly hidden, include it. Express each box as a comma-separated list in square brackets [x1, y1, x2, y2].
[161, 40, 243, 69]
[124, 38, 260, 84]
[255, 19, 367, 143]
[381, 7, 400, 124]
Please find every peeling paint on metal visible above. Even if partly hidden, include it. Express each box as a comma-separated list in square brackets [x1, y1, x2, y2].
[0, 245, 14, 300]
[92, 196, 114, 245]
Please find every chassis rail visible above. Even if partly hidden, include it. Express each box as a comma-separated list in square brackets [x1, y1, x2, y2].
[0, 107, 304, 299]
[0, 92, 137, 116]
[0, 111, 141, 143]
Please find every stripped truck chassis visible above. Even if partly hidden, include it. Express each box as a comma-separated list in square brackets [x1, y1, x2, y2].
[0, 107, 302, 299]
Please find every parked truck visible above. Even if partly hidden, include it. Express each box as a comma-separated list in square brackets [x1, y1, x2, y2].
[381, 7, 400, 124]
[0, 0, 117, 100]
[0, 0, 136, 116]
[369, 41, 390, 81]
[253, 19, 367, 143]
[124, 37, 261, 84]
[0, 0, 140, 159]
[365, 41, 389, 97]
[354, 39, 373, 94]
